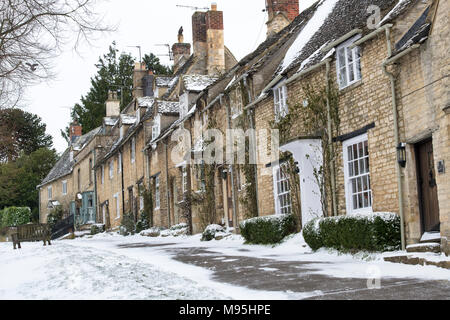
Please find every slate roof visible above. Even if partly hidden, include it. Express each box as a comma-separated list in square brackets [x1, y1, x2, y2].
[137, 97, 155, 108]
[162, 55, 196, 100]
[277, 0, 400, 76]
[395, 4, 432, 52]
[156, 76, 173, 87]
[39, 127, 102, 187]
[157, 100, 179, 115]
[72, 127, 101, 151]
[39, 149, 74, 187]
[182, 75, 219, 92]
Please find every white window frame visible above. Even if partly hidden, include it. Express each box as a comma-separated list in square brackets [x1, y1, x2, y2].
[152, 115, 161, 141]
[180, 93, 189, 119]
[139, 183, 144, 211]
[109, 160, 114, 179]
[343, 133, 373, 215]
[336, 35, 362, 89]
[273, 85, 288, 122]
[48, 186, 52, 199]
[272, 163, 292, 215]
[131, 137, 136, 164]
[114, 193, 120, 219]
[62, 180, 67, 195]
[155, 176, 160, 209]
[118, 153, 122, 173]
[231, 89, 243, 119]
[182, 166, 188, 194]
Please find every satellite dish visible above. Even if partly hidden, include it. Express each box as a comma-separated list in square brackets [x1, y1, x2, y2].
[77, 193, 83, 200]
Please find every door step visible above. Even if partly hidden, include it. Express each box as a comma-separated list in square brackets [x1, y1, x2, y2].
[420, 232, 441, 244]
[406, 242, 441, 254]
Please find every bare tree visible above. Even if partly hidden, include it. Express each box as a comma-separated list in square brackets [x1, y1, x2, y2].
[0, 0, 112, 108]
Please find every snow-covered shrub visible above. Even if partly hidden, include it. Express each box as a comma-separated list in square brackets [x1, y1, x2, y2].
[140, 227, 161, 237]
[303, 213, 401, 252]
[90, 224, 105, 235]
[119, 212, 136, 236]
[201, 224, 226, 241]
[135, 216, 149, 233]
[239, 214, 296, 245]
[169, 223, 189, 237]
[0, 207, 32, 228]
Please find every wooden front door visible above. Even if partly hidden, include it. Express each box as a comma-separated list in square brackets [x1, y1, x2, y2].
[416, 139, 440, 232]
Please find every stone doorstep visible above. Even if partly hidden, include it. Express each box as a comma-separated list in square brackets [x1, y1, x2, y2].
[420, 232, 442, 244]
[384, 255, 450, 270]
[406, 243, 441, 253]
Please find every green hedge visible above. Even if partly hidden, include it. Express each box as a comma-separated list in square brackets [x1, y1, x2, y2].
[0, 207, 32, 228]
[303, 213, 401, 252]
[240, 214, 297, 245]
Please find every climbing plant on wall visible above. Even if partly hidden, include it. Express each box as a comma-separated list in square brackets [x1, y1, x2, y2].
[268, 79, 340, 219]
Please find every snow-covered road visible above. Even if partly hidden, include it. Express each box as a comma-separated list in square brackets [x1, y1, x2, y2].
[0, 232, 449, 300]
[0, 240, 224, 300]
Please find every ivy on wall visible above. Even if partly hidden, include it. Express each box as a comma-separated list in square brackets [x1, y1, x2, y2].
[268, 79, 340, 219]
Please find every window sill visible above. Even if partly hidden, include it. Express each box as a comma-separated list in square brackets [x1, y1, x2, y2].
[339, 80, 363, 94]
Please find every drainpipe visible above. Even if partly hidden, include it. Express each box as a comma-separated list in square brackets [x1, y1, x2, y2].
[325, 60, 338, 217]
[382, 29, 420, 250]
[120, 147, 125, 218]
[224, 95, 238, 231]
[163, 139, 171, 227]
[244, 75, 260, 217]
[93, 149, 98, 223]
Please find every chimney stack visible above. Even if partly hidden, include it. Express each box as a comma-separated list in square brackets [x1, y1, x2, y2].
[106, 91, 120, 117]
[205, 2, 225, 75]
[69, 121, 82, 144]
[132, 62, 147, 98]
[192, 11, 208, 72]
[172, 27, 191, 71]
[266, 0, 299, 37]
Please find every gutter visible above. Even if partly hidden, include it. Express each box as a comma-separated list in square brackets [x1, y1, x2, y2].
[321, 29, 363, 53]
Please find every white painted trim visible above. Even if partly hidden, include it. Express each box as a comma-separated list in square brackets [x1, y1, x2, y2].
[342, 133, 373, 215]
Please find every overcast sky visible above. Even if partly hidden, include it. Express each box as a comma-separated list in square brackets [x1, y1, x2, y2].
[23, 0, 317, 154]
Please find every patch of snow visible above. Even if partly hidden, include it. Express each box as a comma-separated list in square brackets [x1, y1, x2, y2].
[280, 0, 339, 73]
[183, 75, 218, 92]
[379, 0, 414, 26]
[298, 42, 328, 71]
[421, 232, 441, 242]
[137, 97, 155, 107]
[121, 114, 137, 125]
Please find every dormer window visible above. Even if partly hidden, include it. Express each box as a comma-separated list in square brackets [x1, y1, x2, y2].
[273, 85, 288, 121]
[152, 115, 161, 141]
[336, 36, 362, 89]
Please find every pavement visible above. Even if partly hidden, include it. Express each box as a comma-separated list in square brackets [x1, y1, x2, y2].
[119, 242, 450, 300]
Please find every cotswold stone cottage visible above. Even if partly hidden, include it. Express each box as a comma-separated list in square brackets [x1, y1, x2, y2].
[39, 0, 449, 254]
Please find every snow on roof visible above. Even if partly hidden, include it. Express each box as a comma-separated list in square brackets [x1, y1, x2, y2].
[182, 75, 218, 92]
[379, 0, 415, 26]
[275, 0, 398, 76]
[137, 97, 155, 107]
[72, 127, 101, 151]
[157, 100, 179, 114]
[280, 0, 339, 73]
[39, 149, 74, 187]
[156, 77, 173, 87]
[104, 117, 119, 126]
[121, 114, 137, 125]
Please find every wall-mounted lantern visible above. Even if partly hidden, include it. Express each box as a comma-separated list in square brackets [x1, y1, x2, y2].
[397, 143, 407, 168]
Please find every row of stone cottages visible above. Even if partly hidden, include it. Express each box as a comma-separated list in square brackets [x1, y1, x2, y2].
[38, 0, 449, 253]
